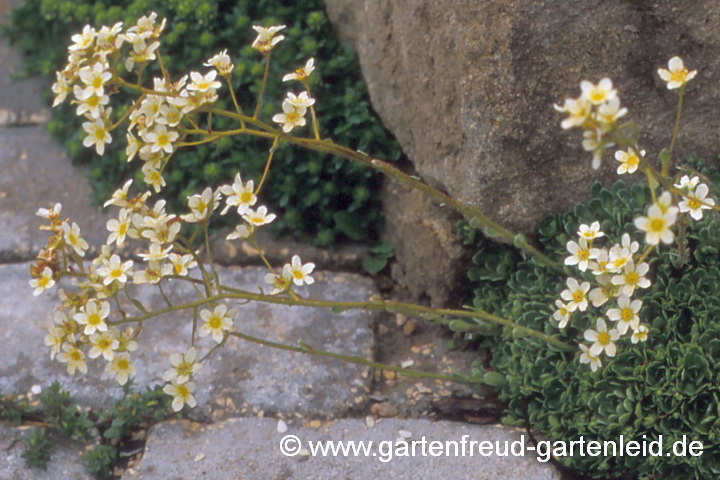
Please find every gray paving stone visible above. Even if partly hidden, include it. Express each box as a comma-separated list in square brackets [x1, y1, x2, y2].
[0, 127, 110, 262]
[0, 263, 376, 417]
[0, 423, 93, 480]
[124, 417, 561, 480]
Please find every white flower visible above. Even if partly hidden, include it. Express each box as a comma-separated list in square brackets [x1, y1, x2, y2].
[285, 91, 315, 110]
[242, 206, 276, 227]
[74, 300, 111, 335]
[607, 244, 631, 273]
[658, 57, 697, 90]
[97, 254, 134, 286]
[227, 224, 252, 241]
[52, 71, 72, 107]
[106, 208, 131, 246]
[615, 148, 644, 175]
[187, 71, 222, 93]
[198, 304, 235, 343]
[58, 344, 88, 375]
[560, 277, 590, 312]
[564, 238, 600, 272]
[634, 203, 678, 245]
[620, 233, 640, 255]
[554, 97, 591, 129]
[44, 327, 65, 360]
[69, 25, 96, 52]
[282, 255, 316, 287]
[125, 39, 160, 72]
[588, 274, 617, 307]
[611, 260, 651, 297]
[74, 85, 110, 119]
[78, 62, 112, 97]
[30, 267, 55, 296]
[141, 162, 166, 193]
[584, 318, 620, 357]
[82, 118, 112, 155]
[678, 183, 715, 221]
[220, 173, 257, 215]
[631, 325, 649, 344]
[106, 352, 136, 385]
[36, 202, 62, 220]
[138, 243, 173, 262]
[552, 299, 571, 329]
[133, 261, 164, 285]
[607, 295, 642, 335]
[578, 221, 604, 241]
[167, 253, 196, 276]
[163, 347, 202, 384]
[283, 58, 315, 82]
[204, 50, 233, 75]
[251, 25, 286, 53]
[674, 175, 700, 190]
[88, 331, 119, 360]
[265, 272, 289, 295]
[596, 97, 627, 125]
[104, 180, 134, 208]
[142, 125, 179, 154]
[579, 344, 602, 372]
[582, 129, 612, 170]
[62, 222, 90, 257]
[163, 380, 197, 412]
[272, 99, 307, 133]
[181, 187, 220, 223]
[580, 78, 616, 105]
[588, 248, 609, 276]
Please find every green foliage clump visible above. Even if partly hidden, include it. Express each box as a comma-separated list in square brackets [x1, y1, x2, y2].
[40, 381, 94, 440]
[86, 445, 117, 480]
[463, 157, 720, 478]
[21, 428, 54, 470]
[3, 0, 403, 246]
[97, 381, 174, 441]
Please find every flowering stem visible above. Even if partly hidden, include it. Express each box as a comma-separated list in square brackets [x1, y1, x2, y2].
[253, 53, 272, 119]
[225, 75, 245, 129]
[255, 137, 279, 195]
[157, 282, 174, 308]
[107, 286, 575, 352]
[229, 331, 484, 384]
[303, 81, 321, 140]
[666, 85, 685, 177]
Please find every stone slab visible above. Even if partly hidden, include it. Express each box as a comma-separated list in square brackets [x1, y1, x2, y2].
[124, 417, 561, 480]
[0, 263, 376, 418]
[0, 127, 109, 262]
[0, 423, 93, 480]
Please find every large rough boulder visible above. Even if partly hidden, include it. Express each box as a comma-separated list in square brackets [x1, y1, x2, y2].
[323, 0, 720, 305]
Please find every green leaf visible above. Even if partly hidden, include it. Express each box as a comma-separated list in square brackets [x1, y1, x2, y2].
[362, 255, 388, 274]
[483, 372, 507, 388]
[333, 211, 366, 241]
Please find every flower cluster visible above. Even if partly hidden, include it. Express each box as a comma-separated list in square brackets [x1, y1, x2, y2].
[552, 57, 716, 371]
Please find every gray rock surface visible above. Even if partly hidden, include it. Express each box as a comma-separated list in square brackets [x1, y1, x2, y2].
[0, 423, 93, 480]
[323, 0, 720, 304]
[125, 417, 561, 480]
[0, 263, 376, 418]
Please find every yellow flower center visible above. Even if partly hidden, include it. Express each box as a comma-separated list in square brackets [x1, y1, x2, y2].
[578, 249, 589, 261]
[209, 315, 222, 329]
[88, 313, 101, 326]
[241, 192, 253, 203]
[92, 76, 103, 89]
[118, 223, 128, 235]
[293, 270, 304, 280]
[177, 362, 192, 377]
[95, 127, 107, 141]
[572, 290, 585, 303]
[671, 69, 688, 83]
[597, 331, 610, 346]
[627, 154, 639, 167]
[689, 199, 701, 210]
[111, 268, 124, 279]
[71, 350, 83, 361]
[37, 276, 49, 287]
[175, 263, 185, 275]
[87, 95, 99, 108]
[650, 218, 666, 233]
[176, 384, 189, 399]
[116, 358, 129, 371]
[68, 233, 78, 245]
[98, 339, 111, 349]
[626, 272, 638, 285]
[621, 308, 633, 322]
[590, 89, 606, 103]
[286, 111, 299, 123]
